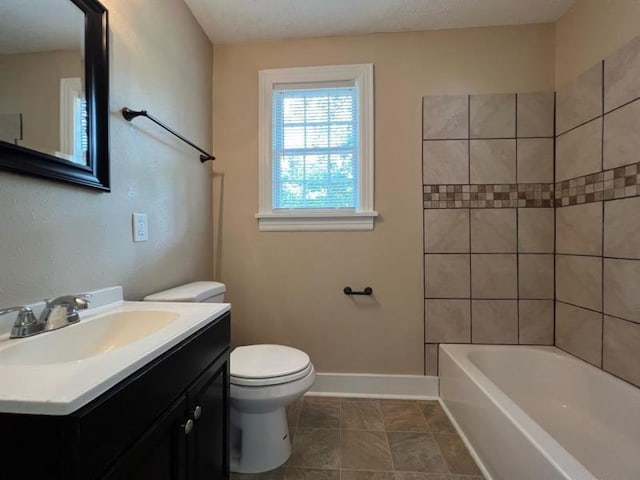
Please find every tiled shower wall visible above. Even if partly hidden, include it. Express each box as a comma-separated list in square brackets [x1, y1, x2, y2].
[422, 92, 556, 375]
[423, 34, 640, 389]
[554, 35, 640, 388]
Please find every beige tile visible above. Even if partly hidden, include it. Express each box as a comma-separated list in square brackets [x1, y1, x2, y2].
[298, 397, 340, 428]
[285, 469, 340, 480]
[433, 433, 482, 476]
[470, 94, 515, 138]
[556, 302, 603, 367]
[425, 344, 439, 376]
[604, 258, 640, 323]
[341, 398, 384, 431]
[418, 401, 456, 434]
[556, 255, 602, 311]
[605, 197, 640, 259]
[469, 139, 516, 184]
[519, 300, 554, 345]
[379, 400, 428, 432]
[517, 138, 554, 183]
[470, 209, 516, 253]
[340, 472, 391, 480]
[519, 254, 554, 299]
[556, 202, 603, 256]
[425, 254, 470, 298]
[603, 99, 640, 170]
[423, 140, 469, 184]
[556, 63, 602, 134]
[471, 300, 518, 344]
[518, 208, 554, 253]
[423, 95, 469, 140]
[393, 474, 448, 480]
[289, 429, 341, 469]
[287, 397, 303, 429]
[603, 315, 640, 387]
[517, 92, 554, 138]
[342, 430, 393, 471]
[605, 34, 640, 112]
[471, 254, 517, 298]
[556, 118, 603, 182]
[424, 210, 470, 253]
[425, 299, 471, 343]
[387, 432, 448, 473]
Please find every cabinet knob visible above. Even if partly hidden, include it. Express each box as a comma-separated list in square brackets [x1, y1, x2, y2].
[193, 405, 203, 420]
[183, 419, 194, 436]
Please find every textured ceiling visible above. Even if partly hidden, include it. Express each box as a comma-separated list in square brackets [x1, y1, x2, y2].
[184, 0, 575, 44]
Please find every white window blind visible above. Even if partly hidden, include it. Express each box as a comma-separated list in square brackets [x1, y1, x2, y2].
[272, 85, 359, 210]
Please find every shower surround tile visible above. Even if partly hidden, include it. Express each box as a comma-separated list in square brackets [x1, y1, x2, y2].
[423, 140, 469, 184]
[604, 196, 640, 259]
[519, 300, 554, 345]
[470, 209, 516, 253]
[603, 316, 640, 386]
[471, 254, 517, 299]
[425, 299, 471, 343]
[556, 118, 602, 182]
[518, 208, 554, 253]
[603, 99, 640, 170]
[424, 254, 470, 299]
[517, 92, 555, 138]
[422, 95, 469, 140]
[471, 300, 518, 344]
[470, 94, 515, 138]
[603, 258, 640, 323]
[469, 139, 516, 184]
[424, 209, 469, 253]
[604, 34, 640, 112]
[556, 303, 603, 367]
[517, 138, 554, 183]
[556, 62, 602, 134]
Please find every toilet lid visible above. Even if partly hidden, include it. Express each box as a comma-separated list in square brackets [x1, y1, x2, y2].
[231, 344, 310, 380]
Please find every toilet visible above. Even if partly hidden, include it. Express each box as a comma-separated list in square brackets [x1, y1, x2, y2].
[144, 281, 316, 474]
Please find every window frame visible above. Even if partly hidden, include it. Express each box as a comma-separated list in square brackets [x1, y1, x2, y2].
[257, 64, 376, 231]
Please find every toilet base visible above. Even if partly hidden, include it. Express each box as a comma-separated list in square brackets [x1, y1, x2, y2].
[230, 406, 291, 473]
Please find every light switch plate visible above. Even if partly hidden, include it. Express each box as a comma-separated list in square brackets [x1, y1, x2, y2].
[132, 213, 148, 242]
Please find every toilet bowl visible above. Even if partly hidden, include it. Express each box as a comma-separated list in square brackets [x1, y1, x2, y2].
[144, 282, 316, 474]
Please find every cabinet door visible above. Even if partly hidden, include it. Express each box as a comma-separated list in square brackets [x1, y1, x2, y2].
[187, 350, 230, 480]
[101, 395, 189, 480]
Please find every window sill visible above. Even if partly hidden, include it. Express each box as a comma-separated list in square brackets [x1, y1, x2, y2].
[255, 211, 379, 232]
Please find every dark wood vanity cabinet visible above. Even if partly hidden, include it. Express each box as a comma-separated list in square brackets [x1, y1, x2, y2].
[0, 312, 230, 480]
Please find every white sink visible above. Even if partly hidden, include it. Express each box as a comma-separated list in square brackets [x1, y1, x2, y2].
[0, 310, 178, 365]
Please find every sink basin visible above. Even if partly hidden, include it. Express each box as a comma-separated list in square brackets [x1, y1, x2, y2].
[0, 310, 178, 365]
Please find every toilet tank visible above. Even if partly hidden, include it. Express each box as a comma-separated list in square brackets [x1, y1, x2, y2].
[143, 281, 226, 303]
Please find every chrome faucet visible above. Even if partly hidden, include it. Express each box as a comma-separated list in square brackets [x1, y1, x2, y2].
[0, 294, 91, 338]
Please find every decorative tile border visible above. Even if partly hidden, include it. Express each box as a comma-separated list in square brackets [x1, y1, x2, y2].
[423, 183, 554, 208]
[555, 162, 640, 207]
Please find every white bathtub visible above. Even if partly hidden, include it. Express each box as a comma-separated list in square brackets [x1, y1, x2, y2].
[439, 344, 640, 480]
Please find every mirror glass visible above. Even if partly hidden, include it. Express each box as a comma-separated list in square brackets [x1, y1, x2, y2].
[0, 0, 88, 165]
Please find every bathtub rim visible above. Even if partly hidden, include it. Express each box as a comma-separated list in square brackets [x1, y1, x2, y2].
[439, 343, 598, 480]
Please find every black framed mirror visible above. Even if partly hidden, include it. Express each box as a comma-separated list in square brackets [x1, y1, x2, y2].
[0, 0, 109, 191]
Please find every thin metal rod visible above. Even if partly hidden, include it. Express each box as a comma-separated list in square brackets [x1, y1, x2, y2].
[121, 107, 215, 163]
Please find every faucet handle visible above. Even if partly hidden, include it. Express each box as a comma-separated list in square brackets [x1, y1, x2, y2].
[0, 306, 41, 338]
[0, 306, 37, 325]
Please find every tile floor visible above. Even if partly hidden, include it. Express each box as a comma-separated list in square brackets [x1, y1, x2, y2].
[231, 396, 485, 480]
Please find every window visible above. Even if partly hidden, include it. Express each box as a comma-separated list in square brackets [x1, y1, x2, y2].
[257, 64, 376, 231]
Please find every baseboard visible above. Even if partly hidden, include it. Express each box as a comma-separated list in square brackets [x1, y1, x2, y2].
[307, 372, 439, 399]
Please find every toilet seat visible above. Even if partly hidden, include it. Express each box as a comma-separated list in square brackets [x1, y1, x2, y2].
[231, 344, 311, 387]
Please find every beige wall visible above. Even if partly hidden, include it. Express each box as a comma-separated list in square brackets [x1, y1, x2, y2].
[213, 25, 555, 374]
[0, 0, 213, 307]
[0, 51, 82, 153]
[555, 0, 640, 87]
